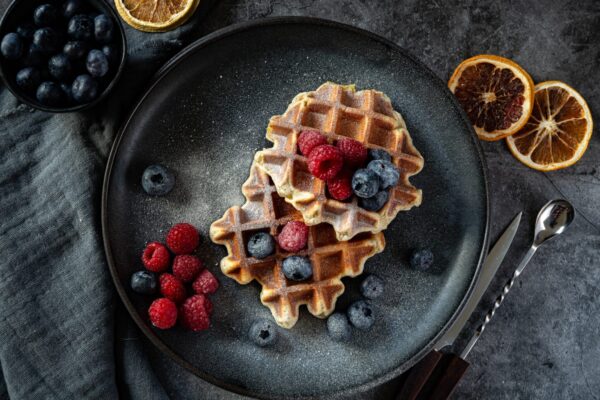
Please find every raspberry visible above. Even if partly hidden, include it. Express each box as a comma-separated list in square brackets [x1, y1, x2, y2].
[148, 298, 177, 329]
[278, 221, 309, 252]
[141, 242, 170, 272]
[159, 273, 187, 304]
[326, 168, 353, 201]
[172, 255, 203, 282]
[166, 223, 200, 254]
[192, 269, 219, 295]
[297, 130, 328, 156]
[307, 145, 344, 180]
[337, 138, 367, 167]
[180, 294, 212, 331]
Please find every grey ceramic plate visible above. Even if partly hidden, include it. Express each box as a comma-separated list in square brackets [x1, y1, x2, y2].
[102, 17, 488, 399]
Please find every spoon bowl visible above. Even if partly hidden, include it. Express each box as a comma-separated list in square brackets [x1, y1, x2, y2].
[533, 199, 575, 247]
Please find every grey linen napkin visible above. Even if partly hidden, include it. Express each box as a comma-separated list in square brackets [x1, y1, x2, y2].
[0, 3, 215, 398]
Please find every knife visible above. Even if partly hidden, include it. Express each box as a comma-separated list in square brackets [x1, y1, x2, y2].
[396, 212, 522, 400]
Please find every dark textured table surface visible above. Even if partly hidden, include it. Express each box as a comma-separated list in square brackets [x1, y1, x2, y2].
[4, 0, 600, 399]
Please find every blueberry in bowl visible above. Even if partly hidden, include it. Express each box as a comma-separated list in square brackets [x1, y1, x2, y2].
[0, 0, 126, 112]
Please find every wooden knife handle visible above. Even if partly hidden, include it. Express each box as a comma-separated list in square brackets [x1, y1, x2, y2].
[395, 351, 470, 400]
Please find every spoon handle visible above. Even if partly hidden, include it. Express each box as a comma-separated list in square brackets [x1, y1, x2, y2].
[460, 246, 537, 358]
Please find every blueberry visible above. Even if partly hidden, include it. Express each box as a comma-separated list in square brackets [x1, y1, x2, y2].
[63, 0, 85, 19]
[1, 33, 23, 60]
[249, 319, 277, 347]
[22, 44, 44, 66]
[63, 41, 87, 60]
[68, 14, 94, 40]
[368, 148, 392, 163]
[71, 74, 98, 103]
[33, 4, 59, 26]
[347, 300, 375, 330]
[94, 14, 114, 43]
[247, 232, 275, 259]
[15, 67, 42, 92]
[358, 190, 389, 212]
[36, 81, 64, 106]
[48, 54, 73, 81]
[33, 27, 60, 53]
[282, 256, 313, 281]
[130, 271, 157, 295]
[86, 49, 108, 77]
[360, 275, 385, 299]
[102, 44, 117, 64]
[17, 23, 36, 39]
[410, 249, 434, 271]
[327, 312, 352, 342]
[367, 160, 399, 189]
[351, 168, 380, 198]
[141, 164, 175, 195]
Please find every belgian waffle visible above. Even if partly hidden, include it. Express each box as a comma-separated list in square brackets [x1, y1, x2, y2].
[210, 163, 385, 329]
[254, 82, 424, 241]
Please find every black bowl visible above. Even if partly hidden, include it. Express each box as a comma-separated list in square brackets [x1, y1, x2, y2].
[0, 0, 126, 112]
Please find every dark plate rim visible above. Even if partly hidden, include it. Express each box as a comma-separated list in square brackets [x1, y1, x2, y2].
[101, 16, 490, 399]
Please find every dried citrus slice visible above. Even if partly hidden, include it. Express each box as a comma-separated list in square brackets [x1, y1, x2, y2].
[506, 81, 593, 171]
[114, 0, 200, 32]
[448, 55, 535, 141]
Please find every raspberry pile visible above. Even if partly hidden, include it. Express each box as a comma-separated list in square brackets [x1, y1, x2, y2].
[298, 130, 401, 211]
[130, 222, 219, 331]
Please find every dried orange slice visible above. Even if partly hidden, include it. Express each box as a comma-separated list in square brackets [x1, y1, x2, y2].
[448, 55, 535, 141]
[506, 81, 593, 171]
[115, 0, 200, 32]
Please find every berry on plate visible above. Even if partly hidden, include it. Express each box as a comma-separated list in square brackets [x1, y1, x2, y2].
[48, 54, 73, 81]
[336, 138, 367, 167]
[351, 168, 380, 198]
[410, 248, 434, 271]
[63, 0, 84, 19]
[86, 49, 109, 77]
[347, 300, 374, 330]
[326, 167, 353, 201]
[71, 74, 98, 103]
[297, 130, 327, 156]
[159, 273, 187, 304]
[367, 160, 399, 189]
[33, 4, 59, 26]
[172, 254, 203, 282]
[15, 67, 41, 92]
[282, 256, 312, 281]
[277, 220, 308, 252]
[148, 298, 177, 329]
[360, 275, 384, 299]
[130, 270, 157, 295]
[36, 81, 64, 106]
[327, 312, 352, 342]
[249, 319, 277, 347]
[368, 148, 392, 163]
[94, 14, 114, 43]
[141, 164, 175, 196]
[180, 294, 212, 331]
[358, 190, 389, 212]
[166, 223, 200, 254]
[1, 33, 23, 60]
[141, 242, 170, 272]
[68, 14, 94, 41]
[307, 144, 344, 180]
[32, 27, 60, 53]
[22, 44, 43, 66]
[63, 41, 88, 60]
[192, 269, 219, 295]
[247, 232, 275, 259]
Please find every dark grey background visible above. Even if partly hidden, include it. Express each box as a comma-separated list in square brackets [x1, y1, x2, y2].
[1, 0, 599, 399]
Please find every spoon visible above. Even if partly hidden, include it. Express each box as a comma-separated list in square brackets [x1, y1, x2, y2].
[460, 199, 575, 358]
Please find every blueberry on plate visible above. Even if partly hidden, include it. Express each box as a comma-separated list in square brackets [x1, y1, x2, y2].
[15, 67, 42, 92]
[247, 232, 275, 259]
[102, 44, 117, 64]
[22, 44, 44, 66]
[351, 168, 380, 198]
[33, 27, 60, 53]
[327, 312, 352, 342]
[94, 14, 114, 43]
[86, 49, 109, 77]
[141, 164, 175, 196]
[368, 148, 392, 163]
[130, 270, 157, 294]
[1, 33, 23, 60]
[360, 274, 385, 299]
[36, 81, 64, 106]
[17, 23, 36, 39]
[68, 14, 94, 41]
[33, 4, 59, 26]
[71, 74, 98, 103]
[282, 256, 313, 281]
[48, 54, 73, 81]
[358, 189, 388, 212]
[249, 319, 277, 347]
[63, 41, 87, 60]
[410, 248, 434, 271]
[347, 300, 375, 330]
[63, 0, 85, 19]
[367, 160, 399, 189]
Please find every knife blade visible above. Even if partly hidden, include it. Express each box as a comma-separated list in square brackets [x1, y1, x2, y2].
[435, 211, 522, 351]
